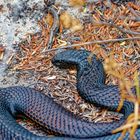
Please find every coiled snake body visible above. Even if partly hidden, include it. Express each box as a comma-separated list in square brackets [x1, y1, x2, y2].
[0, 50, 139, 140]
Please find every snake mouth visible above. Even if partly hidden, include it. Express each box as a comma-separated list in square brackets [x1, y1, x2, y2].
[52, 60, 74, 69]
[52, 57, 64, 67]
[52, 60, 62, 67]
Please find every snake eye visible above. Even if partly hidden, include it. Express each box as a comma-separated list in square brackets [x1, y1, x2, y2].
[54, 62, 62, 67]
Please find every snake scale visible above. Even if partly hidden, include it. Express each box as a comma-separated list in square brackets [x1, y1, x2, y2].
[0, 49, 139, 140]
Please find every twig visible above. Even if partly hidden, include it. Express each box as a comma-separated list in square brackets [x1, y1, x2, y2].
[43, 2, 59, 50]
[43, 37, 140, 53]
[46, 6, 59, 50]
[127, 6, 140, 20]
[92, 21, 140, 35]
[119, 16, 140, 21]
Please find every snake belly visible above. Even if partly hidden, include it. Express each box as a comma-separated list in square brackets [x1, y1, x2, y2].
[0, 49, 139, 140]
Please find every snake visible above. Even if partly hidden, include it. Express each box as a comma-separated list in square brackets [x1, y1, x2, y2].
[0, 49, 139, 140]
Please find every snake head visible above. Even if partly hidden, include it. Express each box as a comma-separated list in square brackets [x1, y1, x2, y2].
[52, 49, 90, 69]
[52, 51, 72, 69]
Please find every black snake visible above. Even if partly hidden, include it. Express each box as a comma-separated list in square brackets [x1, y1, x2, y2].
[0, 49, 139, 140]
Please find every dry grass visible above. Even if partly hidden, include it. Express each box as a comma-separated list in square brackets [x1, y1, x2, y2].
[104, 56, 139, 140]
